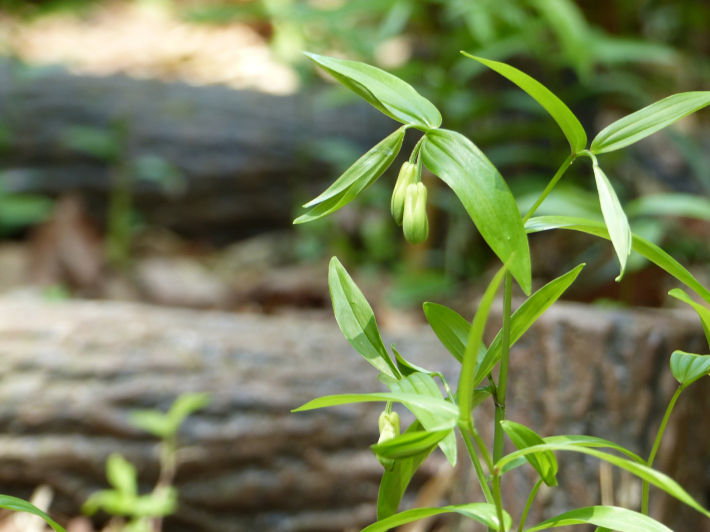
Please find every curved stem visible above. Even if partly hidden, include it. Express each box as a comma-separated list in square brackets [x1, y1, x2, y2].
[641, 386, 684, 515]
[462, 429, 494, 504]
[518, 478, 543, 532]
[521, 154, 575, 224]
[409, 134, 426, 164]
[493, 272, 513, 463]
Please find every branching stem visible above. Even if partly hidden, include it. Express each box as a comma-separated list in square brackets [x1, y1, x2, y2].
[462, 429, 494, 504]
[518, 478, 543, 532]
[522, 153, 575, 223]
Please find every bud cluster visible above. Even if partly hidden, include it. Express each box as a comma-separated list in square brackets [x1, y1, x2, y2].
[391, 162, 429, 245]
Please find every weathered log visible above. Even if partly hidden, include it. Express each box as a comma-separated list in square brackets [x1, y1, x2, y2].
[0, 299, 706, 531]
[0, 63, 397, 241]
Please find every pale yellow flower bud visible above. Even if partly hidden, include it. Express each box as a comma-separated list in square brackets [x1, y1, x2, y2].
[376, 411, 400, 470]
[403, 182, 429, 245]
[391, 162, 417, 225]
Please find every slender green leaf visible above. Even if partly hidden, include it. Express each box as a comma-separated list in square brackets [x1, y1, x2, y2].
[106, 454, 137, 497]
[293, 392, 459, 422]
[129, 410, 170, 438]
[462, 54, 587, 154]
[501, 421, 558, 486]
[422, 130, 531, 294]
[165, 392, 211, 435]
[328, 257, 400, 378]
[625, 193, 710, 223]
[305, 53, 441, 129]
[669, 351, 710, 388]
[525, 505, 673, 532]
[459, 266, 506, 426]
[497, 444, 710, 519]
[378, 421, 435, 520]
[669, 288, 710, 346]
[0, 495, 67, 532]
[423, 302, 486, 363]
[473, 264, 584, 387]
[389, 373, 457, 465]
[372, 428, 454, 459]
[502, 433, 645, 475]
[529, 0, 591, 79]
[544, 435, 645, 464]
[296, 127, 405, 224]
[591, 92, 710, 154]
[525, 216, 710, 305]
[363, 504, 511, 532]
[593, 165, 631, 280]
[392, 344, 432, 376]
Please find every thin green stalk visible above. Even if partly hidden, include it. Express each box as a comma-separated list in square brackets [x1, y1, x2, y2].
[641, 386, 684, 515]
[492, 474, 506, 532]
[518, 478, 543, 532]
[461, 429, 494, 504]
[468, 429, 500, 532]
[522, 153, 575, 223]
[493, 272, 513, 463]
[409, 135, 426, 164]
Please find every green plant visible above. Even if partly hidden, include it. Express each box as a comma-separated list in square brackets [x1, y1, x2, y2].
[64, 122, 184, 270]
[293, 52, 710, 531]
[83, 393, 211, 532]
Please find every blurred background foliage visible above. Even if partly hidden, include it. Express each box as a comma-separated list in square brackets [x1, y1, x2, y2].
[1, 0, 710, 309]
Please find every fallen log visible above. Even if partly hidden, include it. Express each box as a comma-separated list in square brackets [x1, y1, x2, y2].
[0, 299, 705, 531]
[0, 63, 397, 241]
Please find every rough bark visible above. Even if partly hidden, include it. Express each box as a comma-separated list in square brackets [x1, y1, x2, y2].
[0, 63, 396, 241]
[0, 300, 706, 532]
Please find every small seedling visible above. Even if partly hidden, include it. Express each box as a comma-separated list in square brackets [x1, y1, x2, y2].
[83, 393, 211, 532]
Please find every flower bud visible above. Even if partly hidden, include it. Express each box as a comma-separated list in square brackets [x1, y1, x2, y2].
[391, 162, 417, 225]
[376, 411, 400, 470]
[403, 182, 429, 245]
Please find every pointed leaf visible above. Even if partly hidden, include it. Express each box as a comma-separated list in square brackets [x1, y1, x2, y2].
[544, 435, 645, 464]
[392, 344, 432, 376]
[473, 264, 584, 387]
[593, 165, 631, 280]
[423, 302, 486, 363]
[129, 410, 171, 438]
[305, 53, 441, 129]
[525, 216, 710, 305]
[293, 392, 459, 422]
[669, 351, 710, 388]
[377, 421, 435, 520]
[296, 127, 405, 223]
[497, 444, 710, 519]
[106, 454, 138, 497]
[501, 421, 558, 486]
[328, 257, 400, 378]
[372, 427, 454, 459]
[669, 288, 710, 347]
[525, 506, 673, 532]
[459, 266, 506, 425]
[591, 92, 710, 154]
[422, 129, 531, 294]
[389, 373, 457, 465]
[0, 495, 67, 532]
[165, 392, 211, 435]
[462, 54, 586, 154]
[363, 504, 512, 532]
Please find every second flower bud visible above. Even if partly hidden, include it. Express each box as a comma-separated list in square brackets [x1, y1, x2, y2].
[403, 182, 429, 245]
[391, 162, 418, 225]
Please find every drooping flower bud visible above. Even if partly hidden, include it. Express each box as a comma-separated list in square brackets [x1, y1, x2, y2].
[376, 411, 400, 470]
[391, 162, 417, 225]
[403, 182, 429, 245]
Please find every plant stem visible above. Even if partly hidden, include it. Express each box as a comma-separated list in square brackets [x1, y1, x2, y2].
[409, 134, 426, 164]
[518, 478, 543, 532]
[521, 153, 575, 224]
[492, 474, 506, 532]
[641, 385, 684, 515]
[468, 429, 499, 532]
[462, 429, 494, 504]
[493, 272, 513, 463]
